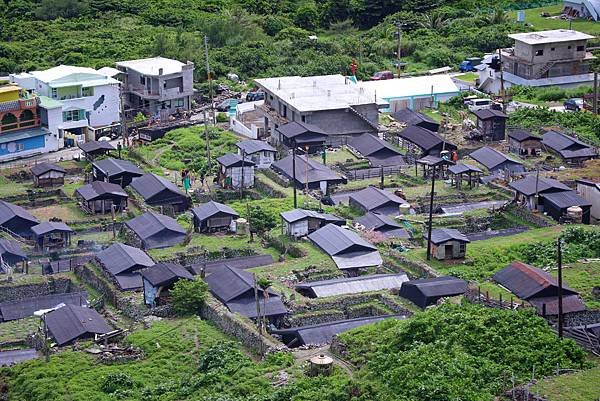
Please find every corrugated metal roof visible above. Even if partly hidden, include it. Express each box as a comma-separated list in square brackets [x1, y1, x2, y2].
[191, 201, 239, 222]
[280, 208, 344, 224]
[236, 139, 275, 155]
[399, 276, 467, 308]
[508, 176, 571, 196]
[348, 133, 402, 158]
[30, 162, 66, 177]
[542, 131, 596, 159]
[276, 121, 328, 141]
[472, 108, 507, 120]
[96, 243, 154, 276]
[427, 228, 469, 245]
[397, 125, 446, 152]
[541, 190, 591, 209]
[45, 304, 112, 346]
[0, 292, 88, 322]
[308, 224, 376, 256]
[226, 295, 287, 318]
[468, 146, 522, 170]
[77, 140, 115, 154]
[124, 212, 186, 249]
[31, 221, 73, 236]
[0, 238, 27, 260]
[296, 273, 409, 297]
[272, 155, 345, 185]
[75, 181, 128, 201]
[216, 153, 255, 168]
[141, 262, 193, 287]
[348, 186, 406, 212]
[507, 130, 540, 142]
[188, 254, 274, 275]
[448, 163, 482, 175]
[0, 200, 39, 226]
[391, 109, 438, 126]
[528, 294, 586, 315]
[332, 251, 383, 270]
[130, 173, 185, 201]
[92, 158, 144, 178]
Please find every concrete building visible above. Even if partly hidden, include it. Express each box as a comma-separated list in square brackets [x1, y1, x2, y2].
[478, 30, 596, 93]
[216, 153, 255, 189]
[236, 139, 276, 169]
[426, 228, 470, 260]
[254, 75, 387, 147]
[229, 101, 265, 139]
[10, 65, 121, 144]
[563, 0, 600, 21]
[576, 180, 600, 223]
[116, 57, 194, 119]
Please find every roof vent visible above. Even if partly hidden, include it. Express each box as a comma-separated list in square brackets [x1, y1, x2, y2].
[158, 68, 163, 75]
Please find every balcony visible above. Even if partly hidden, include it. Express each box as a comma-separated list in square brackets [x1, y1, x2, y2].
[128, 84, 161, 99]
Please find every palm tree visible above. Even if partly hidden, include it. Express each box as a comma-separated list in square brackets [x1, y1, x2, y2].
[485, 8, 509, 25]
[420, 12, 451, 31]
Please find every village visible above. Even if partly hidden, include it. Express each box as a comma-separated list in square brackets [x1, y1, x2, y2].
[0, 3, 599, 400]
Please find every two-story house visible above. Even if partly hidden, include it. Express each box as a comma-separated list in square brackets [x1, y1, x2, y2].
[254, 75, 387, 148]
[10, 65, 121, 145]
[115, 57, 194, 119]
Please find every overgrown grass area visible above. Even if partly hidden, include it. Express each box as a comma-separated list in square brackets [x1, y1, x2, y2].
[558, 261, 600, 310]
[509, 5, 600, 35]
[531, 361, 600, 401]
[28, 203, 88, 222]
[0, 317, 38, 344]
[454, 72, 478, 84]
[0, 175, 29, 198]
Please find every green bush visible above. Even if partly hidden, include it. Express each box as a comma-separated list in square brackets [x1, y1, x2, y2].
[101, 372, 134, 394]
[170, 278, 209, 315]
[216, 112, 229, 123]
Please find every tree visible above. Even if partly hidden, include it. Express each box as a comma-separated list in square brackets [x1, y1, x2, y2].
[256, 277, 272, 331]
[35, 0, 90, 20]
[294, 3, 320, 30]
[170, 278, 208, 316]
[247, 204, 277, 234]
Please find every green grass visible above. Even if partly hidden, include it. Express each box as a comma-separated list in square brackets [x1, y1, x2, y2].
[312, 147, 359, 165]
[0, 317, 38, 344]
[0, 176, 29, 198]
[553, 261, 600, 310]
[531, 361, 600, 401]
[510, 5, 600, 36]
[454, 72, 478, 84]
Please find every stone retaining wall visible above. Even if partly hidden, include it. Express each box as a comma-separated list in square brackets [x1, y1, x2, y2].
[261, 169, 289, 188]
[386, 250, 439, 279]
[255, 175, 286, 198]
[0, 277, 75, 303]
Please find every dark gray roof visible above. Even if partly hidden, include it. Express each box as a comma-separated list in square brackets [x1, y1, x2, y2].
[355, 212, 410, 239]
[542, 130, 597, 159]
[540, 190, 591, 209]
[78, 140, 115, 154]
[141, 262, 193, 287]
[30, 162, 66, 177]
[392, 109, 438, 126]
[493, 261, 578, 300]
[92, 158, 144, 178]
[226, 295, 287, 319]
[216, 153, 255, 168]
[236, 139, 275, 155]
[124, 212, 186, 249]
[31, 221, 73, 236]
[280, 209, 344, 224]
[191, 201, 239, 222]
[96, 243, 154, 276]
[349, 186, 406, 211]
[416, 155, 454, 166]
[296, 273, 409, 298]
[0, 292, 88, 322]
[397, 126, 455, 152]
[348, 133, 402, 158]
[472, 108, 507, 120]
[45, 304, 112, 346]
[272, 155, 345, 185]
[428, 228, 470, 245]
[528, 294, 586, 315]
[508, 130, 540, 142]
[114, 273, 144, 291]
[576, 179, 600, 191]
[468, 146, 522, 170]
[276, 121, 328, 140]
[508, 176, 571, 196]
[399, 276, 467, 308]
[0, 238, 27, 260]
[75, 181, 128, 201]
[189, 254, 274, 275]
[130, 173, 185, 201]
[0, 200, 39, 226]
[308, 224, 377, 256]
[448, 163, 482, 175]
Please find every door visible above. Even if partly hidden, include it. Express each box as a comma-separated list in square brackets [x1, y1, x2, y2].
[444, 244, 453, 259]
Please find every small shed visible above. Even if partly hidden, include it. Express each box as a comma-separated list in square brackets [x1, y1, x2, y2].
[191, 201, 239, 233]
[391, 109, 440, 132]
[472, 108, 507, 141]
[271, 155, 346, 194]
[540, 190, 591, 224]
[399, 276, 468, 308]
[275, 121, 328, 151]
[130, 173, 189, 213]
[0, 239, 27, 272]
[355, 212, 410, 239]
[507, 130, 542, 157]
[123, 212, 187, 250]
[348, 133, 406, 167]
[78, 140, 115, 161]
[427, 228, 470, 260]
[95, 243, 155, 291]
[92, 158, 144, 188]
[448, 163, 482, 189]
[236, 139, 276, 169]
[395, 125, 456, 157]
[0, 292, 88, 322]
[0, 200, 40, 238]
[75, 181, 128, 214]
[468, 146, 524, 175]
[415, 155, 455, 179]
[280, 209, 345, 238]
[576, 179, 600, 223]
[295, 273, 409, 298]
[141, 262, 193, 306]
[348, 186, 407, 215]
[45, 304, 112, 346]
[31, 221, 73, 251]
[308, 223, 382, 270]
[508, 176, 572, 211]
[216, 153, 255, 189]
[30, 162, 66, 187]
[204, 265, 287, 322]
[542, 130, 597, 166]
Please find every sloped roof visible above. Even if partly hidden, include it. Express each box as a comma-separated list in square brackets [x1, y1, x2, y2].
[528, 294, 586, 315]
[216, 153, 255, 168]
[468, 146, 522, 170]
[508, 130, 541, 142]
[0, 200, 39, 226]
[355, 212, 410, 239]
[226, 295, 287, 319]
[276, 122, 328, 144]
[113, 273, 144, 291]
[141, 262, 193, 287]
[508, 176, 571, 196]
[493, 261, 578, 300]
[31, 221, 73, 236]
[349, 186, 406, 211]
[30, 162, 66, 177]
[191, 201, 239, 222]
[348, 133, 402, 158]
[308, 224, 377, 256]
[0, 292, 87, 322]
[541, 190, 591, 209]
[428, 228, 470, 245]
[399, 276, 467, 308]
[46, 304, 112, 346]
[576, 179, 600, 191]
[75, 181, 128, 201]
[124, 212, 186, 248]
[92, 158, 144, 178]
[130, 173, 184, 201]
[296, 273, 409, 298]
[78, 140, 115, 154]
[542, 131, 596, 159]
[0, 238, 27, 260]
[96, 243, 154, 276]
[448, 163, 483, 175]
[391, 108, 438, 126]
[397, 125, 445, 152]
[272, 155, 345, 184]
[204, 265, 256, 302]
[236, 139, 275, 155]
[280, 208, 344, 224]
[472, 108, 507, 120]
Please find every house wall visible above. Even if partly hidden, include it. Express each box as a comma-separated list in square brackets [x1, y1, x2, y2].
[285, 219, 309, 237]
[576, 183, 600, 222]
[433, 240, 466, 260]
[0, 131, 56, 162]
[508, 138, 541, 156]
[238, 149, 275, 169]
[223, 166, 255, 189]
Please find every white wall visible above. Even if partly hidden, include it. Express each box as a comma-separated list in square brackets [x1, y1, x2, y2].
[60, 84, 120, 128]
[285, 220, 308, 237]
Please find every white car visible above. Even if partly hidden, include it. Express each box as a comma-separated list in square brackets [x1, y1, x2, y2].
[466, 98, 493, 112]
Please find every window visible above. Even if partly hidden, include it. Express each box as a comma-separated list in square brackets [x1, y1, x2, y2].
[175, 98, 184, 107]
[82, 87, 94, 97]
[551, 47, 555, 51]
[51, 88, 57, 99]
[140, 76, 145, 85]
[62, 110, 83, 122]
[301, 115, 306, 123]
[459, 243, 466, 253]
[568, 45, 572, 49]
[16, 143, 24, 152]
[535, 49, 543, 56]
[577, 45, 585, 51]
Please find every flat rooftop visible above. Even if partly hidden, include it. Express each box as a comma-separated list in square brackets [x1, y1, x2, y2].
[357, 75, 459, 100]
[508, 29, 594, 45]
[254, 74, 388, 112]
[116, 57, 191, 76]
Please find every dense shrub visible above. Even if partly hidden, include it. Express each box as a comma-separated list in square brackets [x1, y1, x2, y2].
[170, 278, 209, 315]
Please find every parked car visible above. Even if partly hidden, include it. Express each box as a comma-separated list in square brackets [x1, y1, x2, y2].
[371, 71, 394, 81]
[563, 98, 584, 112]
[466, 98, 493, 112]
[216, 99, 238, 112]
[246, 91, 265, 102]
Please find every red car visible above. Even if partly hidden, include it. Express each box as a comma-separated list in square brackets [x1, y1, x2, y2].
[371, 71, 394, 80]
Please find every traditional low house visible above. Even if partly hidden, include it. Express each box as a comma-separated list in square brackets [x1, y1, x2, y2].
[280, 209, 345, 238]
[204, 265, 287, 323]
[355, 212, 410, 239]
[0, 239, 27, 272]
[0, 292, 87, 322]
[123, 212, 187, 250]
[75, 181, 128, 214]
[295, 273, 409, 298]
[542, 130, 597, 166]
[78, 140, 115, 161]
[30, 162, 66, 187]
[45, 304, 112, 346]
[427, 228, 470, 260]
[271, 155, 346, 194]
[493, 261, 586, 315]
[348, 186, 407, 215]
[348, 133, 406, 167]
[509, 176, 572, 211]
[236, 139, 276, 169]
[142, 262, 194, 306]
[468, 146, 524, 175]
[395, 125, 456, 157]
[471, 108, 507, 141]
[540, 190, 592, 224]
[391, 109, 440, 132]
[275, 121, 328, 151]
[308, 224, 382, 270]
[448, 163, 482, 189]
[95, 243, 155, 291]
[399, 276, 468, 308]
[191, 201, 239, 233]
[0, 200, 39, 238]
[31, 221, 73, 251]
[216, 153, 255, 189]
[576, 179, 600, 223]
[92, 158, 144, 188]
[507, 130, 542, 157]
[130, 173, 189, 213]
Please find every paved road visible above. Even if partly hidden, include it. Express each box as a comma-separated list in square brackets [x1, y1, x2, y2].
[0, 349, 39, 366]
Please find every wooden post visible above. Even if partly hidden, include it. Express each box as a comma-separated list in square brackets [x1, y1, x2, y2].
[253, 273, 262, 335]
[557, 238, 564, 338]
[499, 293, 503, 307]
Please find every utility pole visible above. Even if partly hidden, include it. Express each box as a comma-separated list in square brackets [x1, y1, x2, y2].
[305, 146, 309, 197]
[203, 109, 211, 173]
[557, 237, 564, 338]
[426, 165, 437, 261]
[534, 165, 540, 210]
[497, 48, 506, 113]
[240, 149, 245, 198]
[204, 35, 215, 125]
[395, 22, 402, 78]
[593, 72, 598, 115]
[119, 86, 128, 146]
[292, 140, 297, 208]
[253, 273, 262, 335]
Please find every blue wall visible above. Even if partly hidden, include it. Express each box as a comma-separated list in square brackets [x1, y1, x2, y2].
[0, 134, 45, 156]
